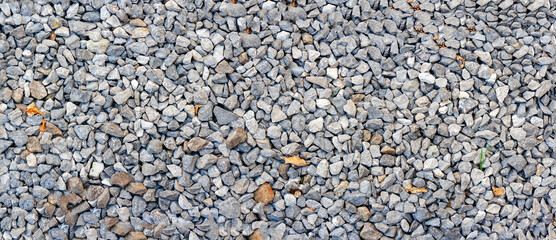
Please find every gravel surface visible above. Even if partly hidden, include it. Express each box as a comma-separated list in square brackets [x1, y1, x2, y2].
[0, 0, 555, 239]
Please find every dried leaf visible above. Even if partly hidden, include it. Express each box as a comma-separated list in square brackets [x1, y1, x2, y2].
[194, 105, 203, 116]
[39, 119, 47, 133]
[433, 35, 440, 40]
[414, 28, 424, 34]
[280, 156, 310, 166]
[408, 0, 414, 3]
[293, 189, 302, 197]
[25, 102, 46, 117]
[405, 184, 428, 194]
[292, 0, 298, 7]
[492, 187, 504, 196]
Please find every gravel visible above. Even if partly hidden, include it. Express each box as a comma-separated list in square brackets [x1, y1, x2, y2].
[0, 0, 554, 239]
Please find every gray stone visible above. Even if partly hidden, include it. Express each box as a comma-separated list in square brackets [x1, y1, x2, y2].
[216, 198, 241, 219]
[507, 155, 526, 171]
[271, 105, 287, 123]
[219, 3, 246, 17]
[213, 106, 237, 125]
[11, 130, 28, 147]
[113, 88, 133, 105]
[86, 39, 110, 54]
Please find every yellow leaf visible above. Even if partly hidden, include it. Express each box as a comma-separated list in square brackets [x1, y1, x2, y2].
[405, 184, 428, 194]
[39, 119, 47, 133]
[25, 102, 46, 117]
[280, 156, 310, 167]
[492, 187, 504, 196]
[194, 105, 203, 116]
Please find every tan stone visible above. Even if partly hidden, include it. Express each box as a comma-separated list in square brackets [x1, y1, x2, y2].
[254, 183, 274, 205]
[110, 172, 132, 188]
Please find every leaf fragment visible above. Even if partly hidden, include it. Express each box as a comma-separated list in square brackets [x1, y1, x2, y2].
[194, 105, 203, 116]
[280, 156, 310, 166]
[492, 187, 504, 196]
[25, 102, 46, 117]
[405, 184, 428, 194]
[39, 119, 47, 133]
[408, 0, 414, 3]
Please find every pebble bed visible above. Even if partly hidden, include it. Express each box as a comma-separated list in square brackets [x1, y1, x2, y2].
[0, 0, 555, 239]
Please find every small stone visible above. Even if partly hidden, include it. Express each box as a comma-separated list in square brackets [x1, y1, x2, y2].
[306, 77, 328, 88]
[370, 133, 383, 145]
[127, 232, 147, 240]
[217, 198, 241, 219]
[112, 222, 132, 236]
[423, 158, 438, 170]
[110, 172, 132, 188]
[308, 118, 324, 133]
[26, 137, 43, 153]
[360, 223, 383, 239]
[271, 105, 287, 123]
[67, 177, 84, 194]
[329, 162, 343, 175]
[100, 123, 125, 137]
[188, 137, 210, 152]
[344, 100, 356, 116]
[215, 61, 234, 73]
[126, 183, 147, 195]
[89, 162, 104, 178]
[29, 81, 48, 99]
[507, 155, 526, 171]
[495, 85, 509, 103]
[220, 3, 246, 17]
[213, 106, 237, 125]
[380, 146, 396, 155]
[226, 128, 247, 149]
[254, 183, 274, 205]
[114, 88, 133, 105]
[86, 39, 111, 54]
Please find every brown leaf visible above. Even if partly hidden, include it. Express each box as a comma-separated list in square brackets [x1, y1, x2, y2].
[280, 156, 310, 166]
[194, 105, 203, 116]
[405, 184, 428, 194]
[492, 187, 504, 196]
[25, 102, 46, 117]
[39, 119, 47, 133]
[407, 0, 414, 2]
[433, 35, 440, 40]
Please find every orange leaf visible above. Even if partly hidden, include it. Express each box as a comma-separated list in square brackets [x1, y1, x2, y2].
[433, 35, 440, 40]
[405, 184, 428, 194]
[408, 0, 414, 3]
[39, 119, 47, 133]
[492, 187, 504, 196]
[26, 102, 46, 117]
[194, 105, 203, 116]
[280, 156, 309, 166]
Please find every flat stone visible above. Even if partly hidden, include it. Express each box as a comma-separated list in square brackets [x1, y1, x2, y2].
[215, 61, 234, 73]
[110, 172, 132, 188]
[86, 39, 110, 54]
[100, 123, 125, 137]
[29, 81, 47, 99]
[188, 137, 210, 152]
[213, 106, 237, 125]
[216, 198, 241, 219]
[306, 77, 328, 88]
[219, 3, 246, 17]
